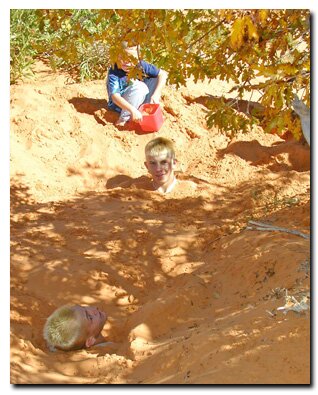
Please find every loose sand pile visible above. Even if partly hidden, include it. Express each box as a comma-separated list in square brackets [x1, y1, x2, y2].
[10, 61, 310, 384]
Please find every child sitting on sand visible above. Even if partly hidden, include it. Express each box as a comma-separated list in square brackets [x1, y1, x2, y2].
[43, 304, 109, 351]
[144, 137, 177, 194]
[106, 42, 168, 127]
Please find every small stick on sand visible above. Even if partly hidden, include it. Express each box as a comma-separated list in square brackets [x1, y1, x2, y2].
[247, 220, 310, 240]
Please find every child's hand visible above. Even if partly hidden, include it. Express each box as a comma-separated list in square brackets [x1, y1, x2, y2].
[150, 93, 160, 104]
[130, 108, 143, 122]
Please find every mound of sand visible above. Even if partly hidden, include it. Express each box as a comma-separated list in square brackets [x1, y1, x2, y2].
[10, 61, 310, 384]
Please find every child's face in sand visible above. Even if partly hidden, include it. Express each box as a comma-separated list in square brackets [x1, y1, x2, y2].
[73, 305, 107, 347]
[145, 151, 176, 188]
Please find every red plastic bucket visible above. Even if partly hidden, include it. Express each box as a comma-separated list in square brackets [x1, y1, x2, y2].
[138, 103, 164, 132]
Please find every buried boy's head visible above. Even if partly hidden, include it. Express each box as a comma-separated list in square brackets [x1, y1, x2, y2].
[144, 137, 177, 193]
[43, 305, 107, 351]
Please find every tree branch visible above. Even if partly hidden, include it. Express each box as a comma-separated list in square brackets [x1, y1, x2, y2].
[187, 18, 226, 51]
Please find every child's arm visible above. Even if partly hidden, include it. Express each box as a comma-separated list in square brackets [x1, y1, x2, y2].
[150, 70, 168, 104]
[111, 93, 142, 122]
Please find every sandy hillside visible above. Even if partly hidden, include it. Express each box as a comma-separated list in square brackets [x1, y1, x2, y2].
[10, 61, 310, 384]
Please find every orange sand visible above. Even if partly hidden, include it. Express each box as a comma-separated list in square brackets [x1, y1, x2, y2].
[10, 61, 310, 384]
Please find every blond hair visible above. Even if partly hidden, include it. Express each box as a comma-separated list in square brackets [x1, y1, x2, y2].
[145, 137, 175, 159]
[121, 42, 139, 58]
[43, 305, 85, 351]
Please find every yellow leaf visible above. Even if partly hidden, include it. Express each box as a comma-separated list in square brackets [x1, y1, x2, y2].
[244, 16, 259, 41]
[259, 10, 268, 26]
[230, 18, 244, 49]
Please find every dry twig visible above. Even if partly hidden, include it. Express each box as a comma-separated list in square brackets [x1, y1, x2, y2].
[247, 220, 309, 240]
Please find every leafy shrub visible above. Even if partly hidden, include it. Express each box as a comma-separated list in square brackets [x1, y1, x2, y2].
[10, 10, 41, 83]
[10, 9, 111, 83]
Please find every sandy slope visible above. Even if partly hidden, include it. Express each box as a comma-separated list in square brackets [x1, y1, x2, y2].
[10, 61, 310, 384]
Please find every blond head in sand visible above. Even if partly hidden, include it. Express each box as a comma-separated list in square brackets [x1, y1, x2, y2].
[43, 304, 107, 351]
[144, 137, 177, 194]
